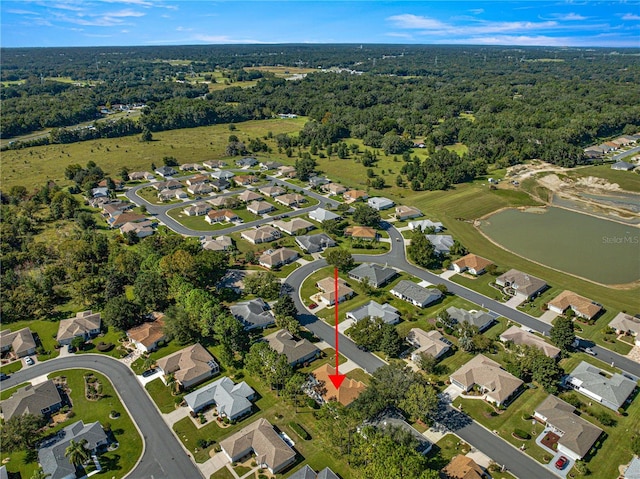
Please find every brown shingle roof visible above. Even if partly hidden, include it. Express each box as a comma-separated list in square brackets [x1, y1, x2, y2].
[57, 311, 101, 343]
[442, 455, 485, 479]
[548, 290, 602, 319]
[453, 254, 493, 272]
[312, 364, 366, 406]
[344, 225, 377, 239]
[264, 330, 319, 365]
[156, 343, 217, 385]
[0, 328, 36, 357]
[499, 326, 560, 358]
[450, 354, 523, 404]
[127, 317, 166, 348]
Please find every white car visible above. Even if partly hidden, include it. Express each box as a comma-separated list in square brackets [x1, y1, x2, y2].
[25, 356, 34, 365]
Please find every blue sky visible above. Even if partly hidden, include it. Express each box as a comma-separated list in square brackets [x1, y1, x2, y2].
[2, 1, 639, 48]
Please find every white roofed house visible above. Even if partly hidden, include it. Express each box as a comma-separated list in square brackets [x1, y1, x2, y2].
[183, 202, 211, 216]
[563, 361, 636, 411]
[408, 219, 443, 233]
[346, 301, 400, 325]
[211, 170, 235, 181]
[155, 166, 177, 178]
[259, 248, 299, 269]
[367, 197, 395, 211]
[241, 226, 281, 244]
[390, 280, 442, 308]
[394, 205, 422, 221]
[308, 208, 340, 222]
[183, 376, 255, 418]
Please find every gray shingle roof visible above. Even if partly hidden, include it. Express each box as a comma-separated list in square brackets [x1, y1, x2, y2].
[446, 306, 495, 332]
[295, 233, 336, 253]
[425, 234, 454, 254]
[391, 280, 442, 306]
[183, 376, 255, 417]
[566, 361, 636, 410]
[289, 465, 340, 479]
[348, 263, 397, 288]
[308, 208, 340, 222]
[264, 330, 320, 365]
[230, 298, 275, 330]
[1, 380, 62, 421]
[346, 301, 400, 325]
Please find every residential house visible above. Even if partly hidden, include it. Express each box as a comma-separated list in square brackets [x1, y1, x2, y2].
[211, 170, 235, 181]
[347, 263, 397, 288]
[259, 185, 285, 197]
[180, 163, 204, 171]
[247, 200, 275, 215]
[187, 183, 213, 195]
[288, 466, 339, 479]
[241, 226, 281, 244]
[563, 361, 636, 411]
[495, 269, 547, 300]
[97, 178, 124, 190]
[343, 190, 368, 202]
[367, 197, 395, 211]
[1, 380, 62, 421]
[206, 209, 239, 224]
[533, 395, 603, 460]
[548, 290, 602, 320]
[220, 418, 296, 474]
[183, 202, 211, 216]
[295, 233, 336, 253]
[278, 165, 297, 178]
[609, 312, 640, 346]
[316, 277, 355, 306]
[308, 176, 330, 188]
[446, 306, 495, 332]
[450, 354, 523, 407]
[611, 161, 635, 171]
[604, 141, 620, 150]
[101, 201, 132, 217]
[128, 171, 155, 181]
[408, 219, 444, 233]
[38, 421, 108, 479]
[259, 248, 299, 269]
[442, 455, 487, 479]
[153, 179, 182, 190]
[346, 301, 400, 325]
[259, 161, 282, 170]
[173, 189, 188, 199]
[275, 193, 306, 207]
[202, 235, 234, 252]
[394, 205, 422, 221]
[310, 364, 366, 406]
[120, 220, 154, 239]
[208, 196, 230, 208]
[308, 208, 340, 222]
[623, 457, 640, 479]
[343, 225, 377, 241]
[452, 254, 493, 275]
[273, 218, 315, 235]
[264, 330, 320, 366]
[109, 212, 148, 228]
[156, 343, 220, 389]
[0, 327, 36, 358]
[425, 234, 455, 255]
[126, 314, 166, 353]
[407, 328, 451, 362]
[322, 183, 347, 196]
[183, 376, 255, 418]
[238, 190, 263, 202]
[155, 166, 177, 178]
[203, 160, 227, 169]
[583, 147, 604, 160]
[233, 175, 258, 186]
[57, 311, 102, 345]
[236, 157, 258, 168]
[90, 187, 109, 198]
[185, 174, 210, 185]
[390, 280, 442, 308]
[230, 298, 276, 330]
[158, 189, 177, 202]
[499, 326, 560, 359]
[368, 409, 432, 455]
[210, 179, 231, 191]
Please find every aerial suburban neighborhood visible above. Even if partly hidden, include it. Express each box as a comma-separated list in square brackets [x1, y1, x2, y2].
[1, 26, 640, 479]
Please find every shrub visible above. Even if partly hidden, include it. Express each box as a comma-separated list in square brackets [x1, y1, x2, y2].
[196, 439, 209, 449]
[594, 411, 616, 427]
[103, 422, 111, 431]
[513, 429, 531, 440]
[67, 411, 76, 418]
[110, 410, 120, 418]
[97, 342, 114, 352]
[289, 422, 310, 440]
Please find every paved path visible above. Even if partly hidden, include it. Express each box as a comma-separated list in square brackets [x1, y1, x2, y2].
[3, 355, 204, 479]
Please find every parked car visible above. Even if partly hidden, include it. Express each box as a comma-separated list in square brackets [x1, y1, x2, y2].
[584, 347, 597, 356]
[0, 372, 9, 381]
[555, 456, 568, 470]
[25, 356, 34, 366]
[308, 303, 318, 310]
[67, 344, 76, 353]
[142, 368, 157, 378]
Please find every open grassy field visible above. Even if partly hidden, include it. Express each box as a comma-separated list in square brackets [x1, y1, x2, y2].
[0, 368, 142, 479]
[569, 164, 640, 192]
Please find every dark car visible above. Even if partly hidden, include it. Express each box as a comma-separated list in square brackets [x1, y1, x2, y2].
[67, 344, 76, 353]
[142, 368, 157, 378]
[0, 372, 9, 381]
[555, 456, 568, 470]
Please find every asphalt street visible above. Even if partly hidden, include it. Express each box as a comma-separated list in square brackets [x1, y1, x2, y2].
[3, 355, 203, 479]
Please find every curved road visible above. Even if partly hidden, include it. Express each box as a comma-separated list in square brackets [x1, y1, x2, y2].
[3, 355, 203, 479]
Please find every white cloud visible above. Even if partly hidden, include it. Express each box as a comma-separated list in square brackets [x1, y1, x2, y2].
[103, 8, 145, 18]
[101, 0, 154, 6]
[468, 9, 484, 15]
[191, 34, 269, 44]
[176, 26, 193, 32]
[385, 32, 413, 39]
[552, 12, 588, 20]
[442, 35, 569, 46]
[622, 13, 640, 20]
[387, 14, 448, 30]
[7, 9, 40, 15]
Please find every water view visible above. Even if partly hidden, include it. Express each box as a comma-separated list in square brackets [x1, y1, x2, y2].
[479, 207, 640, 284]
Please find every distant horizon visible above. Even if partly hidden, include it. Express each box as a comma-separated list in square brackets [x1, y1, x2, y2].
[2, 1, 639, 49]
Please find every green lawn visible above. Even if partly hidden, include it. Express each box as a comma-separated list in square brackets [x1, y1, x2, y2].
[210, 467, 235, 479]
[516, 286, 563, 317]
[0, 369, 142, 479]
[0, 382, 30, 400]
[0, 360, 24, 375]
[137, 186, 181, 205]
[0, 318, 61, 364]
[568, 164, 640, 193]
[145, 377, 183, 414]
[449, 273, 505, 302]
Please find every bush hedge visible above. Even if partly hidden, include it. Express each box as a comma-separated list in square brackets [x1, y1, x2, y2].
[289, 422, 310, 440]
[513, 429, 531, 440]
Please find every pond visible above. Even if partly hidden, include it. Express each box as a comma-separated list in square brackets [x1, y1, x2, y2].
[479, 207, 640, 285]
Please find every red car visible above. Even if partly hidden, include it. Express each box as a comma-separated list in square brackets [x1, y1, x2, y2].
[555, 456, 568, 470]
[308, 303, 318, 310]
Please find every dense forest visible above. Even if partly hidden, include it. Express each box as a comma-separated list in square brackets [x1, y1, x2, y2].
[2, 44, 640, 169]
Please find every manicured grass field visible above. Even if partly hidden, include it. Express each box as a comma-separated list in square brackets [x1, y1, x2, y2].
[145, 377, 183, 414]
[0, 369, 142, 479]
[449, 273, 505, 301]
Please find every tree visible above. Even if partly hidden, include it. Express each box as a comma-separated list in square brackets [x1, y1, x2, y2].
[632, 435, 640, 456]
[71, 335, 85, 351]
[134, 270, 168, 312]
[399, 382, 439, 424]
[322, 218, 346, 236]
[75, 212, 96, 230]
[213, 312, 250, 365]
[102, 295, 142, 331]
[325, 248, 354, 273]
[450, 240, 467, 256]
[0, 413, 45, 452]
[294, 156, 316, 181]
[273, 295, 298, 319]
[352, 204, 381, 227]
[140, 129, 153, 142]
[163, 305, 199, 345]
[550, 316, 575, 353]
[355, 429, 430, 479]
[243, 271, 281, 300]
[276, 315, 301, 336]
[30, 469, 51, 479]
[65, 439, 90, 469]
[416, 352, 437, 374]
[347, 316, 383, 352]
[379, 323, 403, 358]
[407, 232, 437, 269]
[283, 373, 307, 410]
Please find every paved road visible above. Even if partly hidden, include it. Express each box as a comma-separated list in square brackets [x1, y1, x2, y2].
[3, 355, 203, 479]
[611, 145, 640, 162]
[124, 172, 341, 237]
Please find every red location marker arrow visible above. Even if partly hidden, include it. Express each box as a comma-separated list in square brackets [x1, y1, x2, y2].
[328, 266, 346, 390]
